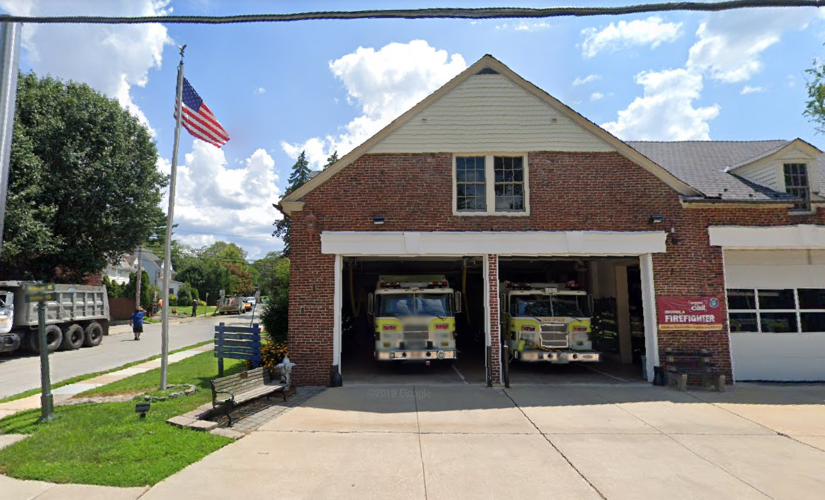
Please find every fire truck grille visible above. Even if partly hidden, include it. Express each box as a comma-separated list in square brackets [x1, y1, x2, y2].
[402, 329, 430, 340]
[540, 324, 568, 348]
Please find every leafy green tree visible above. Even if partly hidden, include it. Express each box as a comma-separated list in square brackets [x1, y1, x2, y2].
[250, 251, 283, 296]
[123, 270, 152, 310]
[274, 151, 312, 257]
[224, 262, 254, 296]
[805, 60, 825, 133]
[261, 257, 289, 343]
[1, 72, 166, 282]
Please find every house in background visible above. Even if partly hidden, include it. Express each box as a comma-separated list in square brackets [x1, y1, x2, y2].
[278, 54, 825, 387]
[103, 247, 183, 297]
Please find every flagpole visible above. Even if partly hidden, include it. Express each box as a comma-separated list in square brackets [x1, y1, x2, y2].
[160, 44, 186, 391]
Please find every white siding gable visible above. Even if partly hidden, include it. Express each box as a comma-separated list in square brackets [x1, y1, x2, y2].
[368, 74, 615, 154]
[732, 144, 820, 195]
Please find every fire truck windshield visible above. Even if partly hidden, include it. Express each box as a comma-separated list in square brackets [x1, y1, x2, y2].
[379, 294, 452, 317]
[512, 294, 588, 317]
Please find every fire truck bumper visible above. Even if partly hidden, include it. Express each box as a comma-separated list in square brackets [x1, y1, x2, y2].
[375, 349, 457, 361]
[515, 350, 600, 363]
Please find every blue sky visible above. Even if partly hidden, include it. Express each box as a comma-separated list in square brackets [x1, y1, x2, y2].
[2, 0, 824, 259]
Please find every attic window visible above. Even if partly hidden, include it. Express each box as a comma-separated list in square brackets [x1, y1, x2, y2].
[784, 163, 811, 213]
[476, 68, 499, 75]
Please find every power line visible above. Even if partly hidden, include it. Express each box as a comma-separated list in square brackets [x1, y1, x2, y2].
[1, 2, 824, 25]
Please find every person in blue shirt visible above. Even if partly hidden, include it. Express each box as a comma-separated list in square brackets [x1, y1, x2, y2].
[130, 307, 146, 341]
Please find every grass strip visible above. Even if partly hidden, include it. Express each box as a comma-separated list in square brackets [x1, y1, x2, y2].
[0, 339, 214, 404]
[0, 352, 245, 487]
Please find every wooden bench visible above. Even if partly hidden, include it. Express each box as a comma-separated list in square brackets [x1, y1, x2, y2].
[210, 366, 286, 426]
[665, 349, 725, 392]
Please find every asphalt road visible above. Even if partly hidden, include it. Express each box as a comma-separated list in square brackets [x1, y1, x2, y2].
[0, 313, 258, 399]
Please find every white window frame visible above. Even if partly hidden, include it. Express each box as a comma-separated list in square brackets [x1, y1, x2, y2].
[727, 288, 825, 334]
[452, 153, 530, 216]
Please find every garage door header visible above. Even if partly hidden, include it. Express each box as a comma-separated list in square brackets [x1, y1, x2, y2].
[709, 225, 825, 249]
[321, 231, 667, 256]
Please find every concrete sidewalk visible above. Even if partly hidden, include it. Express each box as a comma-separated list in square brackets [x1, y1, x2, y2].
[0, 343, 214, 420]
[143, 383, 825, 500]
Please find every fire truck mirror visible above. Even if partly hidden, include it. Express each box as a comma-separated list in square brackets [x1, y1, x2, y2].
[454, 292, 463, 314]
[367, 293, 374, 316]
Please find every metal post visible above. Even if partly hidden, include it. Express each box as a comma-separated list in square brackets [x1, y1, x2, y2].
[217, 322, 224, 377]
[502, 343, 510, 389]
[37, 301, 56, 423]
[0, 21, 22, 262]
[135, 247, 142, 310]
[160, 46, 186, 391]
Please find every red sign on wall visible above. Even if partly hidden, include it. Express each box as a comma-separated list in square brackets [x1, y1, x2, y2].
[657, 296, 723, 331]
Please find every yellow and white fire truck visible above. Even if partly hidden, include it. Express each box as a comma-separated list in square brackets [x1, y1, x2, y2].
[501, 281, 599, 363]
[369, 276, 461, 362]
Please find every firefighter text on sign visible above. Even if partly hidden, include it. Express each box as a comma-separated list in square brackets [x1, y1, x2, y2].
[656, 296, 723, 331]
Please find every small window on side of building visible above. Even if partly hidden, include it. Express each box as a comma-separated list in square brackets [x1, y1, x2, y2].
[784, 163, 811, 213]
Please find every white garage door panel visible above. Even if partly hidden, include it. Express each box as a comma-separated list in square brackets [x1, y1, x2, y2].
[725, 249, 825, 381]
[731, 334, 825, 381]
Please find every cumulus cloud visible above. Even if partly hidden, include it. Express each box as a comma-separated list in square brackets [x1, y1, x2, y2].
[160, 142, 281, 259]
[581, 16, 682, 58]
[0, 0, 172, 135]
[281, 40, 467, 169]
[740, 86, 766, 95]
[602, 69, 720, 140]
[590, 92, 605, 102]
[572, 74, 602, 86]
[255, 87, 266, 94]
[686, 9, 814, 84]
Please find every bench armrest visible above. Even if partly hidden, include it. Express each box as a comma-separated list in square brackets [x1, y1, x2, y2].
[212, 390, 235, 404]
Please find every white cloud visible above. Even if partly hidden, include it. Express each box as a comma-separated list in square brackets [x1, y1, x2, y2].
[160, 142, 282, 259]
[687, 9, 814, 83]
[281, 40, 466, 169]
[255, 87, 266, 94]
[496, 21, 552, 32]
[590, 92, 605, 102]
[581, 16, 682, 58]
[602, 68, 720, 140]
[0, 0, 172, 135]
[740, 86, 766, 95]
[572, 74, 602, 86]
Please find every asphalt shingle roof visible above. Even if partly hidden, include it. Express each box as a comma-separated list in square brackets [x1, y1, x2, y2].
[626, 140, 809, 202]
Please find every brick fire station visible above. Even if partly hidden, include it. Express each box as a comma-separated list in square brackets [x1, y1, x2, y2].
[278, 55, 825, 387]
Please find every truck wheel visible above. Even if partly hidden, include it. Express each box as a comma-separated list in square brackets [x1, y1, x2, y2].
[28, 325, 63, 354]
[60, 324, 85, 350]
[83, 322, 104, 347]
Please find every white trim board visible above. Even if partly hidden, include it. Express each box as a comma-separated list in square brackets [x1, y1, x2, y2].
[321, 231, 667, 256]
[709, 225, 825, 249]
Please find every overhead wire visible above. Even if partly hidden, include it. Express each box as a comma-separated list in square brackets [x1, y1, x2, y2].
[0, 1, 823, 25]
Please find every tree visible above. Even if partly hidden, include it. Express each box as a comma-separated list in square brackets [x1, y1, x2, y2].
[324, 150, 339, 170]
[261, 257, 289, 343]
[805, 60, 825, 133]
[1, 72, 166, 282]
[250, 251, 283, 296]
[273, 151, 312, 257]
[224, 262, 254, 296]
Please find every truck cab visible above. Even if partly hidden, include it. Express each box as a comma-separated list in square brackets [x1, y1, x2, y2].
[369, 276, 461, 362]
[501, 281, 600, 363]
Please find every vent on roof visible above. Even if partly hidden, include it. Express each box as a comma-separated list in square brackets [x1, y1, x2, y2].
[476, 67, 499, 75]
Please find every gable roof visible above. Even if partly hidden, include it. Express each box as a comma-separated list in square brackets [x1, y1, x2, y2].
[628, 140, 823, 202]
[279, 54, 699, 214]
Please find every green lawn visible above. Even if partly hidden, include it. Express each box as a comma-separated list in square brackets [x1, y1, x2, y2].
[0, 352, 245, 487]
[0, 340, 214, 405]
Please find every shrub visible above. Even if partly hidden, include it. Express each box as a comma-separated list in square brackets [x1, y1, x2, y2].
[169, 294, 177, 306]
[176, 284, 193, 307]
[260, 295, 287, 344]
[246, 341, 288, 373]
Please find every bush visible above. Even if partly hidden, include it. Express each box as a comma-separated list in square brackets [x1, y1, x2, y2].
[169, 294, 177, 306]
[176, 284, 193, 307]
[260, 296, 287, 344]
[246, 341, 288, 372]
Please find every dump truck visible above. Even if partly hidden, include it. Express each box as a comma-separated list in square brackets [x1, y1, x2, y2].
[0, 281, 109, 354]
[216, 294, 245, 315]
[369, 275, 462, 362]
[500, 281, 599, 363]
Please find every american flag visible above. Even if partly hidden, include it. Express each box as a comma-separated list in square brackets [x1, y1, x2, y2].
[175, 78, 230, 148]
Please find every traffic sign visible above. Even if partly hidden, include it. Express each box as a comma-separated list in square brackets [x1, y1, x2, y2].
[24, 283, 56, 303]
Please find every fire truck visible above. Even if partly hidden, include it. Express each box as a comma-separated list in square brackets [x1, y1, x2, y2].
[500, 281, 599, 363]
[369, 276, 461, 362]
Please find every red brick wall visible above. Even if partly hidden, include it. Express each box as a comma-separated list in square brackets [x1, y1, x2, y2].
[288, 151, 825, 385]
[487, 255, 501, 383]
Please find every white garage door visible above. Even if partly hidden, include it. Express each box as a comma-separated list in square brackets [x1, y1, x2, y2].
[725, 250, 825, 381]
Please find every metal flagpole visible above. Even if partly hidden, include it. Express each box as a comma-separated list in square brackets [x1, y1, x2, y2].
[160, 45, 186, 390]
[0, 20, 22, 263]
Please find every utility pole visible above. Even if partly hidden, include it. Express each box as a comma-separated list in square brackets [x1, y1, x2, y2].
[0, 20, 22, 262]
[135, 247, 143, 310]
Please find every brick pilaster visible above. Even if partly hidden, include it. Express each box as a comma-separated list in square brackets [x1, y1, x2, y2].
[487, 254, 501, 384]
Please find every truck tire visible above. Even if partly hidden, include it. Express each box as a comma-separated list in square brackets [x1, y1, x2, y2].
[83, 322, 104, 347]
[60, 324, 85, 350]
[28, 325, 63, 354]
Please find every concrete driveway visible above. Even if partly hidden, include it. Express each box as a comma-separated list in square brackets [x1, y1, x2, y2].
[144, 383, 825, 500]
